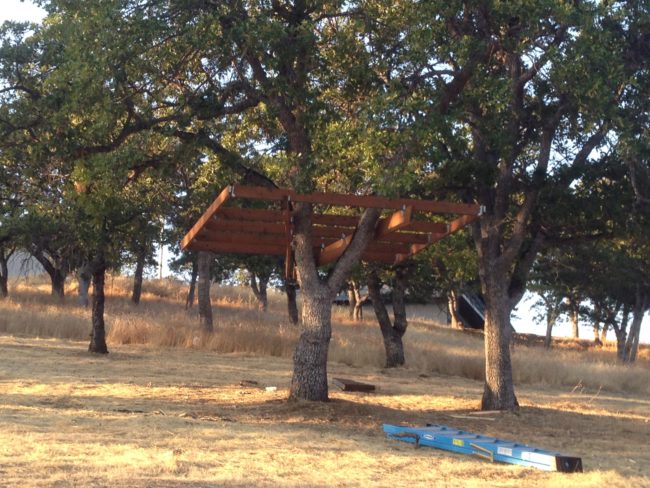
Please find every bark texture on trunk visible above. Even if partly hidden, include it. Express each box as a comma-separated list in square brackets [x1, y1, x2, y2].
[480, 274, 518, 410]
[289, 202, 380, 401]
[197, 251, 213, 332]
[131, 247, 146, 305]
[289, 285, 332, 401]
[368, 269, 408, 368]
[285, 279, 299, 325]
[88, 258, 109, 354]
[185, 260, 198, 310]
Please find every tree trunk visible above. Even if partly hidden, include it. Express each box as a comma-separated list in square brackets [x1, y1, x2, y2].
[249, 271, 269, 312]
[197, 251, 213, 332]
[33, 252, 66, 300]
[77, 273, 90, 308]
[600, 322, 609, 344]
[0, 252, 8, 298]
[448, 290, 462, 329]
[368, 269, 408, 368]
[131, 247, 146, 305]
[285, 279, 299, 325]
[88, 257, 109, 354]
[288, 202, 380, 401]
[289, 284, 332, 401]
[481, 275, 518, 410]
[624, 289, 647, 364]
[185, 260, 198, 310]
[51, 269, 66, 300]
[568, 298, 579, 339]
[544, 315, 554, 349]
[347, 285, 356, 319]
[613, 306, 630, 362]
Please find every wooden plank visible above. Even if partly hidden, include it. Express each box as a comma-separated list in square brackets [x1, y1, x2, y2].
[375, 206, 413, 238]
[448, 214, 478, 233]
[402, 220, 448, 234]
[180, 186, 233, 250]
[332, 378, 376, 392]
[290, 190, 481, 215]
[218, 207, 285, 223]
[197, 230, 289, 247]
[312, 214, 360, 227]
[317, 235, 353, 266]
[361, 251, 399, 264]
[231, 184, 480, 215]
[205, 219, 286, 235]
[187, 240, 287, 256]
[230, 184, 289, 201]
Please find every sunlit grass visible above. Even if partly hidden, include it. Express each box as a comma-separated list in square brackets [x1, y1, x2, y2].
[1, 274, 648, 398]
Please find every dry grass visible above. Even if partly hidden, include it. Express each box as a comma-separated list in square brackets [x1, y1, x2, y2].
[0, 335, 648, 487]
[1, 275, 649, 486]
[2, 274, 649, 398]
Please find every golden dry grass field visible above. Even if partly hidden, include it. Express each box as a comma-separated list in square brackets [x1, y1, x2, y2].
[1, 276, 649, 487]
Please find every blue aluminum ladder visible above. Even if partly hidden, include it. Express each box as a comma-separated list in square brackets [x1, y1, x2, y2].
[384, 424, 582, 472]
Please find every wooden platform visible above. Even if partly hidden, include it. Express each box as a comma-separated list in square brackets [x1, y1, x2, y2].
[332, 378, 376, 392]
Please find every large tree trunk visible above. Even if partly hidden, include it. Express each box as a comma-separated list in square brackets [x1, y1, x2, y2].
[368, 269, 408, 368]
[88, 256, 109, 354]
[197, 251, 213, 332]
[185, 259, 198, 310]
[249, 271, 269, 312]
[289, 202, 380, 401]
[285, 279, 299, 325]
[289, 284, 333, 401]
[480, 271, 518, 410]
[131, 246, 146, 305]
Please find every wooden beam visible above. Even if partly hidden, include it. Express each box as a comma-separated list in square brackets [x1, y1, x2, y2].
[180, 186, 233, 250]
[197, 230, 289, 247]
[218, 207, 285, 223]
[312, 214, 360, 227]
[230, 185, 289, 201]
[231, 184, 481, 215]
[402, 220, 448, 234]
[375, 206, 413, 238]
[187, 240, 286, 256]
[448, 214, 478, 233]
[317, 235, 353, 266]
[204, 219, 286, 235]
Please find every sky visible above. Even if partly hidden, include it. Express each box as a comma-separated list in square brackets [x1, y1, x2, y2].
[0, 1, 46, 24]
[2, 0, 648, 344]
